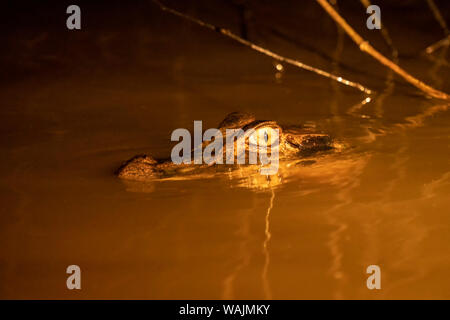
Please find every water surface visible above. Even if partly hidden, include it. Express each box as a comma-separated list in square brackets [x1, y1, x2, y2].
[0, 1, 449, 299]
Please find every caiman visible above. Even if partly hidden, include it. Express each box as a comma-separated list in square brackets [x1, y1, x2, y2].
[116, 112, 341, 188]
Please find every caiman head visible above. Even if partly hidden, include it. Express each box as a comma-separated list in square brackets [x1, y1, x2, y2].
[216, 112, 333, 159]
[116, 112, 334, 181]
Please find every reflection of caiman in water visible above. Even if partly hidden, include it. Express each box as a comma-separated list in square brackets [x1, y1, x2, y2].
[116, 112, 352, 190]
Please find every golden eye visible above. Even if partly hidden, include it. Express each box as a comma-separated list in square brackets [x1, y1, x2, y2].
[250, 128, 279, 147]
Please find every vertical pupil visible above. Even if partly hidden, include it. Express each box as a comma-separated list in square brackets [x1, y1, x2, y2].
[264, 131, 268, 142]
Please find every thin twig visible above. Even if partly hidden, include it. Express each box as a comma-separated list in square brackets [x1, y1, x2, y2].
[152, 0, 373, 94]
[316, 0, 450, 101]
[425, 35, 450, 54]
[424, 0, 449, 54]
[426, 0, 449, 35]
[359, 0, 397, 117]
[360, 0, 398, 59]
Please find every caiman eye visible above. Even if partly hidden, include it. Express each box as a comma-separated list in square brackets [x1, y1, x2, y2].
[249, 128, 279, 147]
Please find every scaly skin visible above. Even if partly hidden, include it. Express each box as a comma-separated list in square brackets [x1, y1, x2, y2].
[116, 112, 334, 182]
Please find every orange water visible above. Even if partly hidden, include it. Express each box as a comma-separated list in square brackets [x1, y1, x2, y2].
[1, 1, 449, 299]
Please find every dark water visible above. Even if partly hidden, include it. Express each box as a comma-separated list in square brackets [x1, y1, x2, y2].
[0, 1, 449, 299]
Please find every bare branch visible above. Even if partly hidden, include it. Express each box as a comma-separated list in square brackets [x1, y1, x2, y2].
[424, 0, 449, 54]
[426, 0, 449, 35]
[316, 0, 450, 101]
[360, 0, 398, 59]
[425, 36, 450, 54]
[152, 0, 373, 94]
